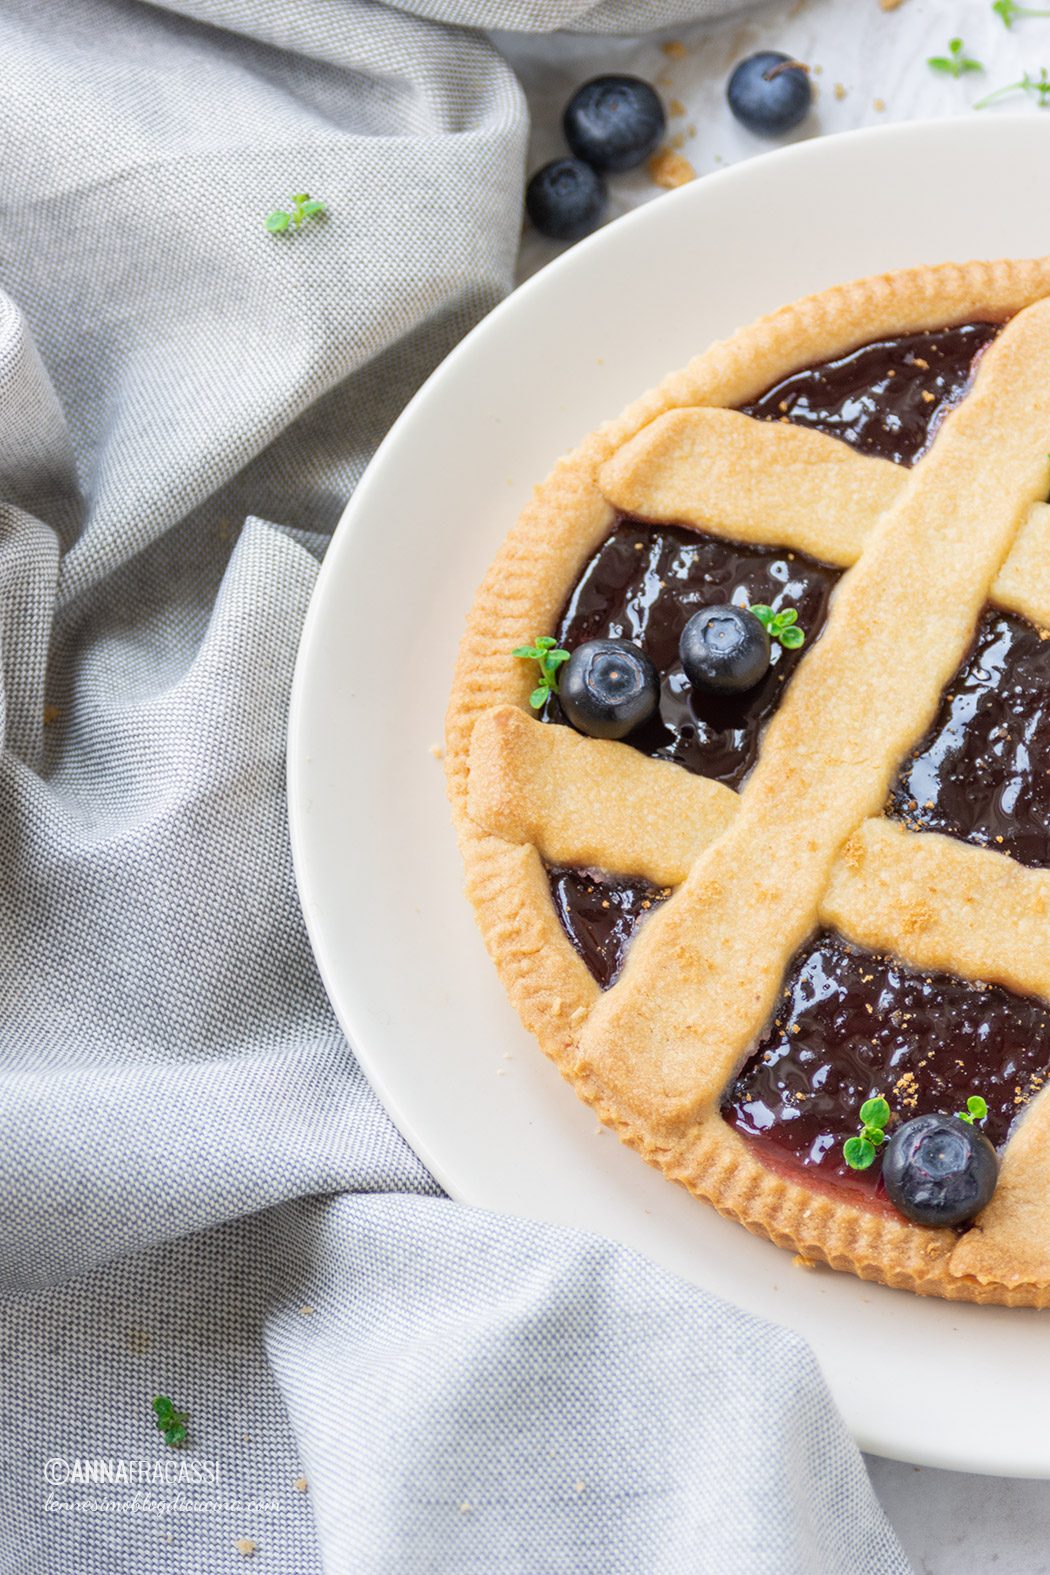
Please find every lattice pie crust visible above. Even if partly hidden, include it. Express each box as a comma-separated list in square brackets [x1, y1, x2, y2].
[446, 259, 1050, 1307]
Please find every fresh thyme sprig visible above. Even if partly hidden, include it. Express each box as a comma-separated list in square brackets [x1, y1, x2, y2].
[928, 38, 984, 77]
[152, 1395, 189, 1449]
[957, 1094, 989, 1125]
[512, 636, 571, 710]
[265, 193, 326, 234]
[993, 0, 1050, 28]
[750, 603, 806, 650]
[843, 1096, 891, 1171]
[975, 66, 1050, 107]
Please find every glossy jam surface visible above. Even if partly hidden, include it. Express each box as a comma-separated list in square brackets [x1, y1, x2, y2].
[543, 320, 1012, 997]
[889, 609, 1050, 870]
[740, 322, 1001, 467]
[547, 866, 669, 989]
[546, 523, 837, 789]
[723, 933, 1050, 1195]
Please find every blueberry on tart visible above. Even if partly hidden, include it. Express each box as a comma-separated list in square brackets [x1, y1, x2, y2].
[447, 258, 1050, 1306]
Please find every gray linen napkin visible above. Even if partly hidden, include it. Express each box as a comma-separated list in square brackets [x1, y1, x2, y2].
[0, 2, 910, 1570]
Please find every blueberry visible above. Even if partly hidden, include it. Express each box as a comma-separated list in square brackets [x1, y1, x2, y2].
[559, 639, 659, 740]
[525, 158, 608, 242]
[563, 76, 666, 174]
[882, 1114, 999, 1229]
[727, 52, 812, 137]
[679, 605, 770, 695]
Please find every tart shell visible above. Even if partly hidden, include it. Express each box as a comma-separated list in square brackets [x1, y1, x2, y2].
[445, 258, 1050, 1308]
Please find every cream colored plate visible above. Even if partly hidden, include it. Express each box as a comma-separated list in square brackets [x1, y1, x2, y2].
[289, 116, 1050, 1476]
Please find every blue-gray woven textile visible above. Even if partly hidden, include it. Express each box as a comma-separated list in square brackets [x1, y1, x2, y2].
[0, 2, 910, 1571]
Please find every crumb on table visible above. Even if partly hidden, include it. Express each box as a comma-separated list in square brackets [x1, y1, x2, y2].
[648, 148, 696, 189]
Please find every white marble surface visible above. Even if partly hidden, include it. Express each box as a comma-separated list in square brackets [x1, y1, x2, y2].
[498, 3, 1050, 1567]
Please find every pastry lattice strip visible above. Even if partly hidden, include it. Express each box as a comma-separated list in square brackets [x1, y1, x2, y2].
[600, 405, 1050, 630]
[469, 709, 1050, 1006]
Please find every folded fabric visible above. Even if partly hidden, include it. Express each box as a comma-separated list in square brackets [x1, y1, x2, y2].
[0, 1, 908, 1569]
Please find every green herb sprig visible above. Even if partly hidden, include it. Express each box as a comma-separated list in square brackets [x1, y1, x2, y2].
[152, 1395, 188, 1449]
[512, 636, 571, 710]
[993, 0, 1050, 28]
[843, 1096, 890, 1171]
[957, 1094, 989, 1125]
[975, 66, 1050, 107]
[928, 38, 984, 78]
[750, 604, 805, 651]
[265, 194, 326, 234]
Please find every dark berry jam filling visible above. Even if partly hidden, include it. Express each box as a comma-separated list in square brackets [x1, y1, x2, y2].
[545, 523, 838, 789]
[740, 321, 1001, 467]
[547, 866, 669, 989]
[723, 932, 1050, 1197]
[888, 608, 1050, 870]
[544, 322, 1023, 1004]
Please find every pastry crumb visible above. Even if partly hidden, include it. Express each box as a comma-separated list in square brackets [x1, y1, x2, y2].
[299, 1304, 314, 1317]
[873, 97, 887, 112]
[901, 901, 933, 935]
[833, 82, 847, 101]
[43, 703, 61, 726]
[648, 148, 696, 189]
[792, 1254, 818, 1271]
[459, 1501, 472, 1514]
[669, 97, 686, 117]
[234, 1540, 257, 1559]
[294, 1476, 308, 1493]
[879, 0, 904, 10]
[661, 39, 687, 58]
[574, 1480, 586, 1494]
[429, 742, 444, 760]
[920, 390, 936, 404]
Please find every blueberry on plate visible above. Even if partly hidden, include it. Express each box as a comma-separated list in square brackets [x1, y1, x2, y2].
[525, 158, 607, 242]
[559, 639, 659, 740]
[727, 52, 812, 138]
[882, 1113, 999, 1228]
[563, 76, 666, 174]
[679, 605, 770, 695]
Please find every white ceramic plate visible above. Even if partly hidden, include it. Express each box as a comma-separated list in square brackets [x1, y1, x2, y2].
[289, 116, 1050, 1477]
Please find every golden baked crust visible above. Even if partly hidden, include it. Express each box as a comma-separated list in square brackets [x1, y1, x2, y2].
[445, 257, 1050, 1307]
